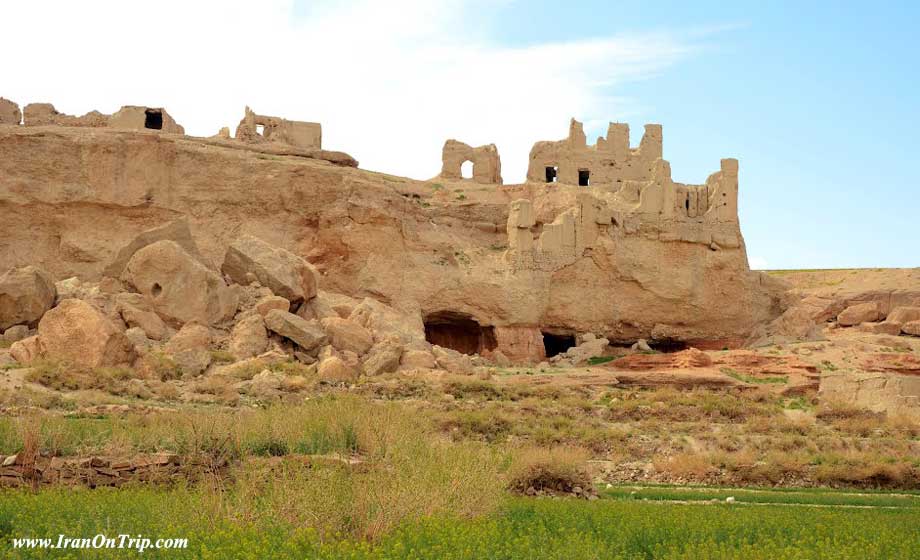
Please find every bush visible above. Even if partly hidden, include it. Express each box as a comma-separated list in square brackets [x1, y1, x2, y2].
[507, 446, 592, 495]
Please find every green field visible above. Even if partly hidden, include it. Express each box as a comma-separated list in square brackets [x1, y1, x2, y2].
[2, 489, 918, 559]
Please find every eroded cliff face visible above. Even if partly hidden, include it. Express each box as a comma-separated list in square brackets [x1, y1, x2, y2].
[0, 126, 786, 361]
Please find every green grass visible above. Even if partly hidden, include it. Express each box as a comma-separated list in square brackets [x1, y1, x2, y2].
[600, 484, 920, 508]
[587, 356, 615, 365]
[721, 367, 789, 384]
[1, 492, 918, 558]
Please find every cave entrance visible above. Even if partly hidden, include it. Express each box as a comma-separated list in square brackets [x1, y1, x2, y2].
[424, 311, 497, 355]
[542, 331, 576, 358]
[545, 166, 558, 183]
[144, 109, 163, 130]
[648, 339, 689, 353]
[578, 169, 590, 187]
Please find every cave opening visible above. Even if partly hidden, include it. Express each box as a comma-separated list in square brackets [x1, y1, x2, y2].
[144, 109, 163, 130]
[542, 331, 576, 358]
[648, 339, 689, 353]
[424, 311, 496, 355]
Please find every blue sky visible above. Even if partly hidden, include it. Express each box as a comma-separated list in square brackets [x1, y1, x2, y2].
[480, 1, 919, 270]
[4, 0, 917, 270]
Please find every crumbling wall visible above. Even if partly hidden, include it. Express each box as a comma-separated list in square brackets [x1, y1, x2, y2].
[235, 106, 322, 150]
[527, 119, 662, 186]
[23, 103, 110, 127]
[440, 139, 503, 184]
[0, 98, 21, 125]
[21, 102, 184, 133]
[507, 194, 611, 272]
[109, 106, 185, 134]
[527, 119, 739, 227]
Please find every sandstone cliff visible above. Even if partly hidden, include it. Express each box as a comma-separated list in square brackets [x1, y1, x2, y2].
[0, 126, 786, 362]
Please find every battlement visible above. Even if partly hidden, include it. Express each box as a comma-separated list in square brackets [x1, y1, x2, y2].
[526, 118, 738, 224]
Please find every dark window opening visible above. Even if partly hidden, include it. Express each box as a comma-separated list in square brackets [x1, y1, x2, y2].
[578, 169, 590, 187]
[144, 109, 163, 130]
[545, 166, 558, 183]
[542, 331, 576, 358]
[424, 311, 496, 355]
[151, 282, 163, 297]
[684, 199, 690, 211]
[648, 339, 688, 353]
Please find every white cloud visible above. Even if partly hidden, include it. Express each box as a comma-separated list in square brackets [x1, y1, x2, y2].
[749, 256, 769, 270]
[1, 0, 692, 182]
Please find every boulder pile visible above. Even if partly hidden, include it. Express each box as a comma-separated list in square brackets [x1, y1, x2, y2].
[0, 224, 480, 397]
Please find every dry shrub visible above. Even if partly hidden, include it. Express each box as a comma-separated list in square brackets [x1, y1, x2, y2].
[135, 352, 183, 381]
[280, 375, 310, 392]
[742, 451, 809, 484]
[193, 375, 233, 395]
[815, 460, 919, 488]
[212, 399, 503, 540]
[507, 445, 592, 494]
[816, 401, 883, 422]
[149, 380, 181, 401]
[886, 414, 920, 438]
[26, 361, 136, 394]
[832, 415, 885, 437]
[652, 451, 715, 479]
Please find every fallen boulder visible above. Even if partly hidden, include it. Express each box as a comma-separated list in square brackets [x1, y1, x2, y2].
[229, 314, 268, 360]
[321, 317, 373, 355]
[349, 298, 425, 344]
[837, 302, 882, 327]
[362, 340, 403, 376]
[254, 295, 291, 317]
[0, 266, 56, 330]
[9, 335, 41, 365]
[432, 345, 473, 374]
[903, 321, 920, 336]
[857, 321, 903, 336]
[2, 325, 29, 344]
[114, 293, 168, 341]
[888, 306, 920, 325]
[264, 310, 327, 352]
[400, 349, 437, 370]
[318, 356, 358, 383]
[221, 235, 318, 305]
[37, 299, 135, 368]
[164, 323, 212, 376]
[104, 219, 206, 278]
[122, 240, 238, 327]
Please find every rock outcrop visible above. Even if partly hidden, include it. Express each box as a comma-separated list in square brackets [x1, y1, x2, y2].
[0, 114, 787, 358]
[837, 302, 882, 327]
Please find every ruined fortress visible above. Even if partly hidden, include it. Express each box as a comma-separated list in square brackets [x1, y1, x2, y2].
[0, 96, 786, 364]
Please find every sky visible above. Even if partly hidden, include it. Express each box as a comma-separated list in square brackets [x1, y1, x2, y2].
[2, 0, 917, 269]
